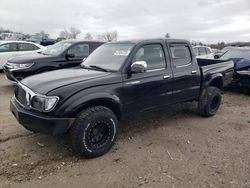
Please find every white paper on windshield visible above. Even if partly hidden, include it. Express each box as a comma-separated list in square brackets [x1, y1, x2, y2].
[114, 50, 130, 56]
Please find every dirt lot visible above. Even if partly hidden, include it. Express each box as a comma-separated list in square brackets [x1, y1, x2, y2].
[0, 72, 250, 188]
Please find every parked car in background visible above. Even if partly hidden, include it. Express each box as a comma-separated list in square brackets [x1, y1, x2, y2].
[193, 46, 214, 59]
[40, 38, 56, 46]
[3, 40, 104, 81]
[219, 47, 250, 89]
[211, 48, 220, 54]
[0, 41, 46, 70]
[214, 46, 233, 59]
[10, 38, 234, 158]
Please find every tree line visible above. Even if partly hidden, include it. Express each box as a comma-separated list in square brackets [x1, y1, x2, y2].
[0, 27, 118, 42]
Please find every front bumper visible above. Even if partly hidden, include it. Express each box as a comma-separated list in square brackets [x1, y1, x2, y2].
[10, 97, 74, 135]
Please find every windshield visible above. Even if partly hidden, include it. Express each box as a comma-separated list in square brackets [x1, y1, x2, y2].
[82, 43, 135, 71]
[220, 49, 250, 60]
[42, 41, 72, 56]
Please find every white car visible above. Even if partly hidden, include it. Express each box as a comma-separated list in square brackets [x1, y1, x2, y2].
[0, 41, 46, 70]
[193, 46, 214, 59]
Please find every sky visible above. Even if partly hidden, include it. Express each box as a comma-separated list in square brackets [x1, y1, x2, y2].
[0, 0, 250, 43]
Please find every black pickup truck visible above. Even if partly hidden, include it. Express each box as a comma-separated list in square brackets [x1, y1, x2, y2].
[10, 39, 234, 158]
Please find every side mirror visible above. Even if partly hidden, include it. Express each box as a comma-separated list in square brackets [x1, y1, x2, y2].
[214, 54, 220, 59]
[66, 53, 75, 59]
[131, 61, 147, 73]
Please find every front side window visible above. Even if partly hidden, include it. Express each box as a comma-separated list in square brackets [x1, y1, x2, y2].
[0, 43, 18, 52]
[68, 44, 89, 57]
[133, 44, 166, 70]
[42, 41, 72, 56]
[170, 45, 192, 67]
[19, 43, 39, 51]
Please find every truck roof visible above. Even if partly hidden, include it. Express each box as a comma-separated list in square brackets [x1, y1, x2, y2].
[62, 40, 105, 44]
[110, 38, 190, 44]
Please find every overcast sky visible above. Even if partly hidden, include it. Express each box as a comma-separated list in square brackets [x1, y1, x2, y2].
[0, 0, 250, 43]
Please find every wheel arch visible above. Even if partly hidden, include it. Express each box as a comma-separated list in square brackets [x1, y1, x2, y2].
[67, 96, 123, 121]
[208, 75, 223, 90]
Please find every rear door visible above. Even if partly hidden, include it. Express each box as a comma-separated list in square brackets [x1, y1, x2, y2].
[169, 43, 200, 102]
[122, 43, 173, 113]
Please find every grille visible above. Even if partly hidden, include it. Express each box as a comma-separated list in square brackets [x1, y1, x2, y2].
[15, 85, 29, 107]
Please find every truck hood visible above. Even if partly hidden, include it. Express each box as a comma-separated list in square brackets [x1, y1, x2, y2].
[21, 68, 111, 94]
[8, 52, 54, 64]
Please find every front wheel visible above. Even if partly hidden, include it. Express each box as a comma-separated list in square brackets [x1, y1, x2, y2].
[70, 106, 119, 158]
[198, 86, 222, 117]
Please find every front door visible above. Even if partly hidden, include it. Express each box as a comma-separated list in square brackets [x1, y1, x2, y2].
[122, 43, 173, 114]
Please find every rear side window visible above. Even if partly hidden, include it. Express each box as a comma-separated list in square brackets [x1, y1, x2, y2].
[19, 43, 39, 51]
[133, 44, 166, 70]
[68, 43, 89, 57]
[0, 43, 18, 52]
[170, 45, 192, 67]
[199, 47, 207, 55]
[205, 47, 212, 54]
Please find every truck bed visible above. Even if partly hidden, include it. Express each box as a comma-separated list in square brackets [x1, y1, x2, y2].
[197, 58, 234, 88]
[197, 58, 229, 67]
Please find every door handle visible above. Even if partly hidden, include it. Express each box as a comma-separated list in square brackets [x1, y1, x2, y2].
[163, 75, 171, 79]
[191, 70, 197, 74]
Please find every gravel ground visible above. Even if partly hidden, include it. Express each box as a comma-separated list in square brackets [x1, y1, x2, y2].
[0, 72, 250, 188]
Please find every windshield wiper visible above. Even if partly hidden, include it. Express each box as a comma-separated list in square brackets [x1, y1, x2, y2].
[89, 65, 109, 72]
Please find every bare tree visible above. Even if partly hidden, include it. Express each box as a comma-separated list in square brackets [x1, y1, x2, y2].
[59, 27, 81, 39]
[165, 33, 170, 38]
[0, 27, 13, 34]
[84, 32, 93, 40]
[39, 30, 49, 39]
[98, 31, 118, 42]
[59, 29, 71, 39]
[70, 27, 81, 39]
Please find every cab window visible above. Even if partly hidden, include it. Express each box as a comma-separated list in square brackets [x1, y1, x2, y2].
[170, 45, 192, 67]
[133, 44, 166, 71]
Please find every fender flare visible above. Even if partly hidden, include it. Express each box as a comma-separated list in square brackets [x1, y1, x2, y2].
[59, 92, 122, 119]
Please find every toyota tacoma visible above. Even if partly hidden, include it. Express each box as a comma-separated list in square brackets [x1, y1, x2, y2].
[10, 39, 234, 158]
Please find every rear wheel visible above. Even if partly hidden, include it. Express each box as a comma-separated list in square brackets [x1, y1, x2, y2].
[70, 106, 119, 158]
[198, 86, 222, 117]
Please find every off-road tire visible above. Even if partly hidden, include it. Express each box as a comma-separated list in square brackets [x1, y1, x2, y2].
[70, 106, 119, 158]
[198, 86, 222, 117]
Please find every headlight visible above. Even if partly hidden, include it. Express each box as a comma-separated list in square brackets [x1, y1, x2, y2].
[10, 63, 34, 70]
[31, 95, 59, 112]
